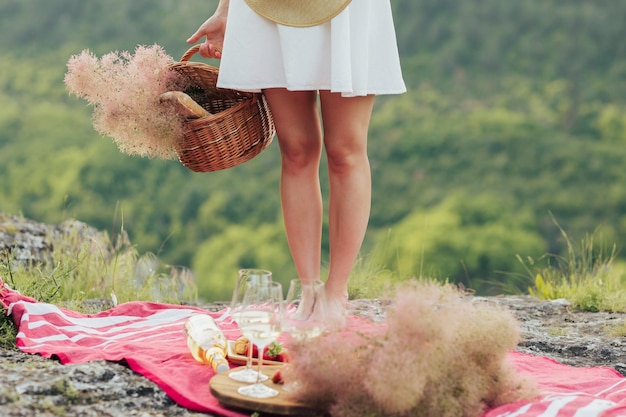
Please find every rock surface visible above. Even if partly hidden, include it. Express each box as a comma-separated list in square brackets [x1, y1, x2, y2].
[480, 295, 626, 374]
[1, 296, 624, 417]
[0, 216, 625, 416]
[0, 214, 105, 268]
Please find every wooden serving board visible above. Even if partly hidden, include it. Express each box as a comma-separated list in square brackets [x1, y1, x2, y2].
[209, 366, 326, 416]
[226, 340, 283, 366]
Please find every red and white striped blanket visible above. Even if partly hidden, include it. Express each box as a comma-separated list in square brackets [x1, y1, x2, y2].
[2, 278, 625, 417]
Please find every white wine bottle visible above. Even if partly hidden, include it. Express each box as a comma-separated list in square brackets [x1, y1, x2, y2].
[184, 314, 229, 373]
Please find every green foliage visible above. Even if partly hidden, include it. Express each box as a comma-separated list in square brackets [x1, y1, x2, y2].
[0, 316, 17, 350]
[0, 219, 197, 308]
[0, 217, 197, 349]
[371, 193, 546, 293]
[1, 0, 626, 298]
[346, 255, 398, 300]
[192, 221, 293, 302]
[523, 224, 626, 313]
[596, 105, 626, 143]
[529, 274, 557, 301]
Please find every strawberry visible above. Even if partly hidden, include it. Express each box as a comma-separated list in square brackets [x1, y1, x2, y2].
[271, 368, 283, 384]
[262, 341, 289, 362]
[277, 350, 290, 363]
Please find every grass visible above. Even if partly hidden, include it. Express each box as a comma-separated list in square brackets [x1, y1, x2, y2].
[0, 217, 197, 348]
[0, 319, 16, 350]
[347, 240, 445, 301]
[346, 254, 398, 300]
[3, 213, 625, 348]
[607, 320, 626, 338]
[519, 223, 626, 314]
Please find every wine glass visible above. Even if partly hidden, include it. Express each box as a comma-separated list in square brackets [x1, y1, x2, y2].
[283, 279, 327, 341]
[236, 281, 284, 399]
[228, 269, 272, 383]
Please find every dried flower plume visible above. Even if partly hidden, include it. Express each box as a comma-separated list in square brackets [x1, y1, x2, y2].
[282, 281, 536, 417]
[64, 45, 186, 159]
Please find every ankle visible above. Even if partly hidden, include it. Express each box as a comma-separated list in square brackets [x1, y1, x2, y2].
[323, 278, 347, 295]
[325, 290, 348, 307]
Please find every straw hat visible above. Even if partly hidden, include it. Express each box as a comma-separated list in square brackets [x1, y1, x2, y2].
[244, 0, 352, 27]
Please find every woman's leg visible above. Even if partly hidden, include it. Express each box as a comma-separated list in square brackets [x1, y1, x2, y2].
[263, 89, 324, 283]
[319, 91, 376, 310]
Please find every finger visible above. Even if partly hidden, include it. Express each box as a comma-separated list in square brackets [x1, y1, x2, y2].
[186, 30, 203, 44]
[208, 44, 223, 59]
[198, 42, 211, 58]
[198, 42, 223, 59]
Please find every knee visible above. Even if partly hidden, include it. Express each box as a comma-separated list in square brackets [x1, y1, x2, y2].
[325, 140, 368, 175]
[279, 138, 322, 172]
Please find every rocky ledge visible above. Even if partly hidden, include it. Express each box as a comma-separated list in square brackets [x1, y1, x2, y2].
[0, 216, 625, 416]
[0, 296, 624, 417]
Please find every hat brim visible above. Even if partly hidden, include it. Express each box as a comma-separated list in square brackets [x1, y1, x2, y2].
[244, 0, 352, 27]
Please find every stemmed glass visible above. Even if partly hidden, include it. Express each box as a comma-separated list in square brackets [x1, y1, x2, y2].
[228, 269, 272, 383]
[236, 281, 284, 398]
[279, 279, 327, 394]
[283, 279, 327, 341]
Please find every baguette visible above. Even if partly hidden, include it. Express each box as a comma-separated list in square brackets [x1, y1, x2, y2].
[159, 91, 210, 119]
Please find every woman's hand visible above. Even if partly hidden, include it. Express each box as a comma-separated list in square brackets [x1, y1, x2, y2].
[186, 1, 229, 59]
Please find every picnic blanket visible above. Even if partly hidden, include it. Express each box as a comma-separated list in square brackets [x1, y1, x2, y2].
[2, 278, 625, 417]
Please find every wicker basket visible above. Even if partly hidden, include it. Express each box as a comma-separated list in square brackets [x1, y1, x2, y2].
[167, 45, 275, 172]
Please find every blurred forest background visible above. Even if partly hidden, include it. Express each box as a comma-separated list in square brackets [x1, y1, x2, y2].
[1, 0, 625, 301]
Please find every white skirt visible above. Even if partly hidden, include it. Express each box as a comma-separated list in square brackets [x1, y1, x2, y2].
[217, 0, 407, 97]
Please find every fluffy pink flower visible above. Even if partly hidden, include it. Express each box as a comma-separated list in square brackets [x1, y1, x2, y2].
[283, 281, 536, 417]
[64, 44, 185, 160]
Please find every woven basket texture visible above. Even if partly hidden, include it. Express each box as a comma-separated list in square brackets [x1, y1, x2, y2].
[167, 45, 275, 172]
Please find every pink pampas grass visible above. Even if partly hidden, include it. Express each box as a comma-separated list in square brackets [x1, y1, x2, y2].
[282, 281, 536, 417]
[65, 44, 186, 160]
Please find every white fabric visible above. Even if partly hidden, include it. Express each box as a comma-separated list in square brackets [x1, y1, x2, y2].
[217, 0, 406, 97]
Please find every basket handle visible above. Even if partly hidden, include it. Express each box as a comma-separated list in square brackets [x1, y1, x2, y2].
[180, 44, 223, 62]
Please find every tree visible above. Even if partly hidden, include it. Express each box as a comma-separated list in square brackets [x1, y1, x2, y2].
[373, 193, 546, 293]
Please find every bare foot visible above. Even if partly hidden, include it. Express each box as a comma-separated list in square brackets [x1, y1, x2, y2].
[324, 294, 348, 330]
[292, 289, 316, 320]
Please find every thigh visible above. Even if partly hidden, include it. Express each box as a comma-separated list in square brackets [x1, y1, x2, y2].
[263, 89, 322, 150]
[319, 91, 375, 151]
